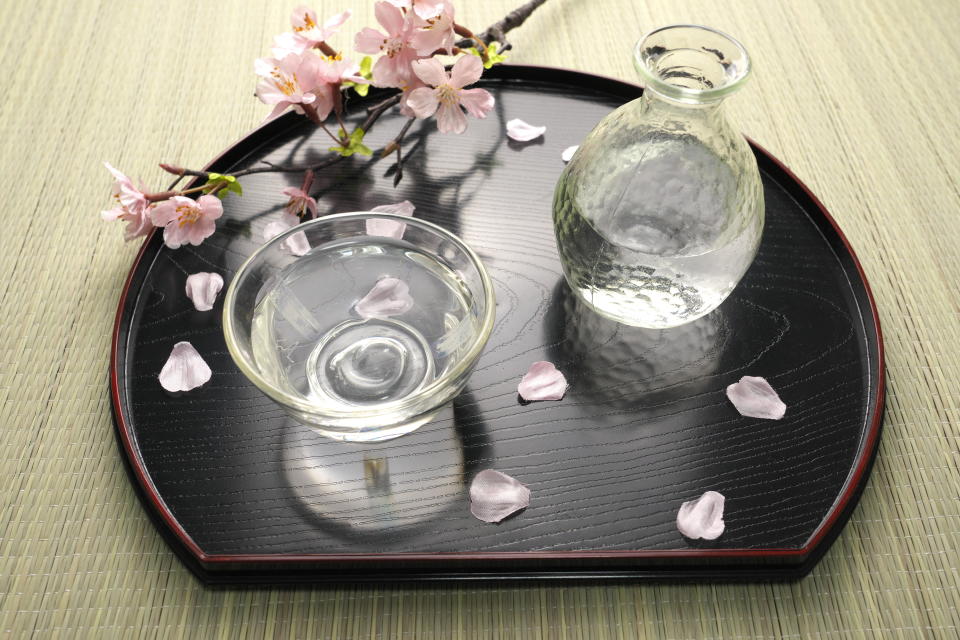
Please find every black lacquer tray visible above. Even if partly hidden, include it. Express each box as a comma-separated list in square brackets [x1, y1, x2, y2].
[110, 66, 884, 583]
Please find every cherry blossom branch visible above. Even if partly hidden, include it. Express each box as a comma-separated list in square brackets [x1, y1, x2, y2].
[158, 0, 549, 185]
[454, 0, 548, 51]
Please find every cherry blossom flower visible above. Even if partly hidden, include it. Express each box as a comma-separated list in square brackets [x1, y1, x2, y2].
[355, 277, 414, 318]
[185, 272, 224, 312]
[263, 213, 311, 256]
[517, 361, 568, 401]
[406, 55, 494, 134]
[677, 491, 726, 540]
[470, 470, 530, 523]
[387, 0, 454, 19]
[272, 7, 352, 56]
[255, 53, 333, 121]
[282, 187, 318, 219]
[150, 195, 223, 249]
[408, 9, 455, 55]
[159, 342, 212, 392]
[726, 376, 786, 420]
[506, 118, 546, 142]
[100, 163, 153, 241]
[367, 200, 415, 238]
[355, 1, 420, 88]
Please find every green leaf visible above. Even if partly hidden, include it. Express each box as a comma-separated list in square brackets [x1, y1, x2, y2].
[202, 173, 241, 199]
[468, 43, 507, 69]
[359, 55, 373, 77]
[355, 83, 369, 97]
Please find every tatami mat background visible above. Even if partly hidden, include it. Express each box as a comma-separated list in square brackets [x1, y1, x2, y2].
[1, 0, 958, 637]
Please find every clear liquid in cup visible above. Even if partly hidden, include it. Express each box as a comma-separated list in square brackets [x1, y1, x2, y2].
[250, 237, 475, 412]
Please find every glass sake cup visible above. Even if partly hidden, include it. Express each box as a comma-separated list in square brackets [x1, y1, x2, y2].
[223, 212, 495, 442]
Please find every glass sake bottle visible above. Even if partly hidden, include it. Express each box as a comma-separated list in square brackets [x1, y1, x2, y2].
[553, 24, 764, 329]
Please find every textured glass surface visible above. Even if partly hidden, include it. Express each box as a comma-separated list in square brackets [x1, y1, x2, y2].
[553, 25, 764, 328]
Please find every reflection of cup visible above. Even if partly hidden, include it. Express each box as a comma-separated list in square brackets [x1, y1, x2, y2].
[547, 281, 725, 408]
[223, 213, 496, 442]
[282, 393, 491, 537]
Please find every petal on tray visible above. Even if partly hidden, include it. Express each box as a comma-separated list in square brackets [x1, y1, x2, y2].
[367, 200, 416, 239]
[517, 361, 568, 401]
[676, 490, 726, 540]
[726, 376, 786, 419]
[184, 272, 224, 312]
[159, 342, 212, 392]
[561, 145, 578, 163]
[355, 277, 414, 319]
[470, 469, 530, 523]
[506, 118, 546, 142]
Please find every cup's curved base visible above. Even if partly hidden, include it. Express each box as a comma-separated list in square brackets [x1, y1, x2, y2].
[305, 412, 437, 443]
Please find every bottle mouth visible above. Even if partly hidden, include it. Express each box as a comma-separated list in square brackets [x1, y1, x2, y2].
[633, 24, 751, 104]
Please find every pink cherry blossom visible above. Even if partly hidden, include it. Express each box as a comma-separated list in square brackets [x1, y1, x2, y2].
[387, 0, 454, 19]
[255, 53, 333, 121]
[159, 341, 212, 392]
[150, 195, 223, 249]
[355, 1, 420, 88]
[469, 469, 530, 523]
[676, 491, 726, 540]
[355, 277, 414, 318]
[185, 272, 224, 312]
[100, 162, 153, 241]
[282, 187, 318, 219]
[726, 376, 786, 419]
[406, 55, 494, 134]
[408, 9, 455, 55]
[517, 361, 568, 402]
[263, 213, 310, 256]
[506, 118, 546, 142]
[273, 7, 352, 56]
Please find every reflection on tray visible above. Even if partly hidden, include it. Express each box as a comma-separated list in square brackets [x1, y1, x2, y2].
[548, 280, 727, 409]
[281, 392, 490, 538]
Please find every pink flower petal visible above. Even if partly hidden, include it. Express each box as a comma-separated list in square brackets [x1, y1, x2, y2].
[506, 118, 546, 142]
[410, 57, 448, 87]
[449, 53, 483, 89]
[159, 342, 212, 392]
[726, 376, 786, 419]
[517, 361, 568, 401]
[677, 491, 726, 540]
[354, 27, 386, 54]
[355, 277, 414, 319]
[459, 88, 494, 119]
[284, 230, 310, 256]
[367, 200, 415, 239]
[469, 469, 530, 523]
[562, 145, 579, 162]
[374, 0, 405, 35]
[435, 102, 467, 134]
[184, 272, 224, 312]
[405, 86, 439, 119]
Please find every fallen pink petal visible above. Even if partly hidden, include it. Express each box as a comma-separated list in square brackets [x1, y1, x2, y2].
[159, 342, 212, 392]
[469, 469, 530, 523]
[677, 491, 726, 540]
[184, 272, 224, 312]
[726, 376, 787, 419]
[562, 145, 579, 162]
[517, 361, 568, 401]
[367, 200, 416, 238]
[506, 118, 546, 142]
[355, 277, 414, 319]
[263, 214, 310, 256]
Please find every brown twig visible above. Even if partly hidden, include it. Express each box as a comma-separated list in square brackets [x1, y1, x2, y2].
[454, 0, 548, 51]
[158, 0, 548, 187]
